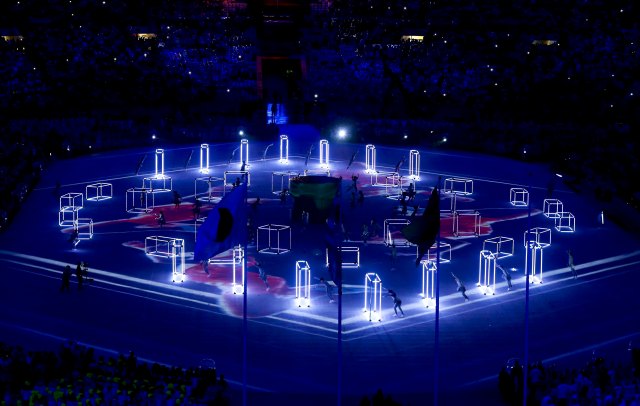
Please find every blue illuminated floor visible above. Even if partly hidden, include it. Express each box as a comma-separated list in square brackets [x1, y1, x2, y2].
[1, 138, 639, 405]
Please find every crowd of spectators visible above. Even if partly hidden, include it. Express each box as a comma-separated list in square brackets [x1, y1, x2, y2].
[0, 340, 230, 405]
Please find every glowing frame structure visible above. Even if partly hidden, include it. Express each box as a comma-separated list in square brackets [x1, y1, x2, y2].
[209, 245, 245, 294]
[477, 250, 497, 295]
[75, 218, 93, 240]
[154, 148, 166, 178]
[452, 210, 481, 237]
[257, 224, 291, 254]
[384, 219, 413, 246]
[482, 236, 514, 259]
[555, 212, 575, 232]
[144, 236, 186, 283]
[271, 171, 296, 195]
[509, 188, 529, 207]
[295, 260, 311, 307]
[279, 135, 289, 163]
[543, 199, 563, 219]
[319, 139, 329, 169]
[223, 170, 251, 189]
[523, 228, 551, 284]
[421, 260, 437, 307]
[365, 144, 376, 174]
[194, 176, 224, 203]
[364, 273, 383, 322]
[86, 183, 112, 202]
[325, 246, 360, 268]
[199, 143, 210, 174]
[239, 139, 249, 167]
[426, 241, 452, 263]
[408, 149, 420, 180]
[126, 187, 154, 213]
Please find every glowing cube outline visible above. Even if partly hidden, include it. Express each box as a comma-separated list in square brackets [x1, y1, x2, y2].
[408, 149, 420, 180]
[363, 273, 383, 322]
[86, 183, 112, 202]
[453, 210, 481, 237]
[295, 260, 311, 307]
[142, 176, 172, 193]
[325, 246, 360, 268]
[443, 178, 473, 195]
[199, 144, 210, 174]
[365, 144, 376, 174]
[420, 260, 437, 307]
[509, 188, 529, 207]
[384, 219, 413, 246]
[523, 227, 551, 249]
[194, 176, 224, 203]
[279, 135, 289, 163]
[319, 139, 329, 169]
[482, 236, 514, 259]
[60, 192, 83, 212]
[554, 212, 575, 233]
[126, 187, 154, 213]
[75, 218, 93, 240]
[543, 199, 563, 219]
[477, 250, 497, 295]
[257, 224, 291, 254]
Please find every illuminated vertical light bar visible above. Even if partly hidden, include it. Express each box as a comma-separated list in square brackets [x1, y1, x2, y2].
[363, 273, 382, 321]
[279, 135, 289, 163]
[319, 139, 329, 169]
[295, 260, 311, 307]
[199, 143, 210, 174]
[409, 149, 420, 180]
[240, 139, 249, 166]
[155, 148, 165, 178]
[477, 250, 497, 295]
[232, 245, 245, 294]
[422, 260, 437, 307]
[171, 239, 185, 283]
[365, 144, 376, 173]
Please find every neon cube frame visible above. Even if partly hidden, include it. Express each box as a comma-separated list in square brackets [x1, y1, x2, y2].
[319, 139, 329, 169]
[365, 144, 376, 174]
[364, 273, 383, 322]
[295, 260, 311, 307]
[408, 149, 420, 180]
[200, 143, 210, 174]
[279, 135, 289, 163]
[144, 236, 186, 283]
[421, 259, 437, 307]
[477, 250, 497, 295]
[209, 245, 245, 294]
[257, 224, 291, 254]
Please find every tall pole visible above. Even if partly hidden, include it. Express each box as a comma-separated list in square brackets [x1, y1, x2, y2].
[434, 179, 442, 406]
[523, 180, 532, 406]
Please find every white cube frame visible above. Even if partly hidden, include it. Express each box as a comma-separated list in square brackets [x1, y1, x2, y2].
[408, 149, 420, 180]
[453, 210, 481, 237]
[144, 236, 186, 283]
[510, 188, 529, 207]
[482, 236, 514, 259]
[257, 224, 291, 254]
[86, 183, 112, 202]
[425, 241, 452, 263]
[143, 176, 172, 193]
[543, 199, 563, 219]
[60, 192, 83, 212]
[295, 260, 311, 307]
[126, 187, 154, 213]
[279, 135, 289, 163]
[209, 245, 245, 294]
[154, 148, 166, 178]
[364, 273, 382, 322]
[555, 212, 575, 233]
[200, 143, 210, 174]
[384, 219, 413, 246]
[477, 250, 497, 295]
[271, 171, 296, 195]
[523, 227, 551, 249]
[325, 246, 360, 268]
[443, 178, 474, 195]
[194, 176, 224, 203]
[239, 139, 249, 166]
[421, 260, 437, 307]
[75, 218, 93, 240]
[365, 144, 376, 174]
[319, 139, 329, 169]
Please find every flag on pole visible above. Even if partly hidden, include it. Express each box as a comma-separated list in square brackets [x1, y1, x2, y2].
[401, 186, 440, 266]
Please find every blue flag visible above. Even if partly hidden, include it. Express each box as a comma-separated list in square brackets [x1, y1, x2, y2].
[195, 182, 247, 261]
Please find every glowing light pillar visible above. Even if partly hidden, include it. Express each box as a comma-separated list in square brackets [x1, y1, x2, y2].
[232, 245, 245, 294]
[199, 143, 210, 174]
[279, 135, 289, 163]
[409, 149, 420, 180]
[477, 250, 497, 295]
[319, 139, 329, 169]
[365, 144, 376, 173]
[295, 260, 311, 307]
[171, 239, 185, 283]
[154, 148, 165, 178]
[421, 260, 437, 307]
[364, 273, 382, 322]
[239, 139, 249, 166]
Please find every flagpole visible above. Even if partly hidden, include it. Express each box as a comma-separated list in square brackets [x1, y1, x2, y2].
[523, 178, 532, 405]
[434, 177, 442, 406]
